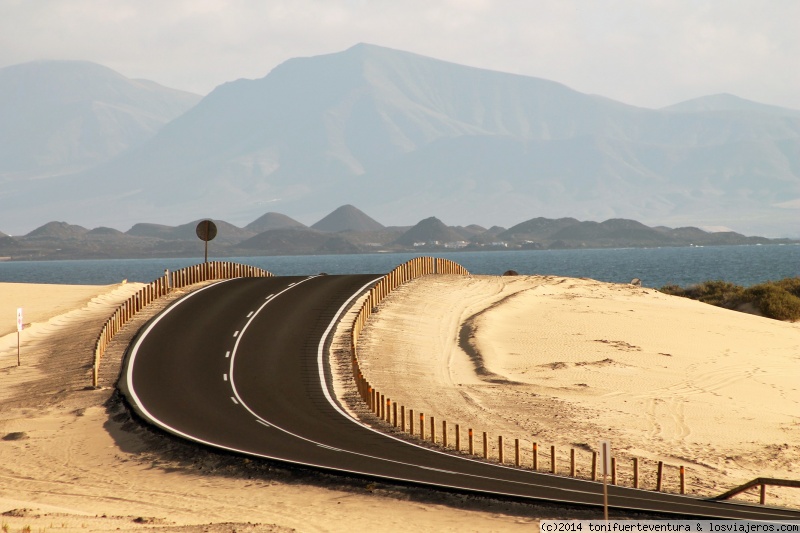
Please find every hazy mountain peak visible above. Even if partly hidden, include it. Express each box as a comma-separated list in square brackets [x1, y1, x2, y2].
[26, 221, 88, 239]
[311, 205, 384, 232]
[393, 216, 464, 245]
[246, 212, 307, 232]
[662, 93, 800, 115]
[0, 60, 202, 181]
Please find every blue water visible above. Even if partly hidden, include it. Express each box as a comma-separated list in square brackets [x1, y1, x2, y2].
[0, 245, 797, 288]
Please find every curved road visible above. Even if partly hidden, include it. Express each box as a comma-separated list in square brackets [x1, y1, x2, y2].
[121, 275, 800, 521]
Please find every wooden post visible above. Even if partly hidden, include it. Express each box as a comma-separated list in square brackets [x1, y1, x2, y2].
[380, 394, 385, 419]
[393, 402, 398, 427]
[515, 439, 520, 467]
[570, 448, 576, 477]
[455, 424, 460, 451]
[533, 442, 538, 470]
[442, 420, 447, 447]
[498, 436, 504, 464]
[760, 483, 766, 505]
[633, 458, 639, 488]
[656, 461, 663, 492]
[600, 441, 610, 522]
[420, 413, 424, 440]
[483, 432, 488, 459]
[410, 409, 414, 435]
[430, 416, 435, 443]
[386, 398, 391, 422]
[551, 445, 556, 474]
[680, 465, 685, 495]
[468, 428, 474, 455]
[401, 406, 405, 432]
[611, 457, 617, 485]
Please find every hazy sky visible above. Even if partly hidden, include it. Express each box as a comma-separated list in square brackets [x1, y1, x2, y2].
[2, 0, 799, 110]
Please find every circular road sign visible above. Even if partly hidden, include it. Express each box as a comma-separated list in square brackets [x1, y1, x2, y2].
[196, 220, 218, 242]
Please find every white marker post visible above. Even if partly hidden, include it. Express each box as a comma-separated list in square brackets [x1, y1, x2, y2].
[16, 307, 23, 366]
[600, 440, 611, 521]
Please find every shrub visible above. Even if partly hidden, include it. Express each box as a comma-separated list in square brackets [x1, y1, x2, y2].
[660, 277, 800, 321]
[746, 280, 800, 321]
[674, 280, 745, 308]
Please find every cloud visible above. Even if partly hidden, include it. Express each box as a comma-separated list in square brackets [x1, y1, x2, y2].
[1, 0, 798, 109]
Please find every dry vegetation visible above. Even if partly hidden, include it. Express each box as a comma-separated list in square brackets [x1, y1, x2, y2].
[660, 277, 800, 321]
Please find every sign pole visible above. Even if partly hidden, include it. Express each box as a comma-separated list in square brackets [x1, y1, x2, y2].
[16, 307, 23, 366]
[601, 440, 610, 521]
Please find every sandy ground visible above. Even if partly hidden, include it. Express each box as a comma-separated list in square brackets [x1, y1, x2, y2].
[2, 273, 797, 532]
[0, 280, 586, 533]
[355, 275, 800, 509]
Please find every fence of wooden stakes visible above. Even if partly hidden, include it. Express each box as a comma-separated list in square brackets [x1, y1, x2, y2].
[350, 257, 691, 497]
[92, 261, 273, 387]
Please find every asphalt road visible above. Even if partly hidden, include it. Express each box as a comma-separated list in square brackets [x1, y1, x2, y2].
[120, 275, 800, 521]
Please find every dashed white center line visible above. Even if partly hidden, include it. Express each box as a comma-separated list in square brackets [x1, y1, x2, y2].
[256, 419, 272, 428]
[246, 311, 254, 318]
[230, 396, 239, 405]
[225, 350, 231, 358]
[223, 374, 228, 381]
[265, 293, 274, 300]
[233, 330, 239, 338]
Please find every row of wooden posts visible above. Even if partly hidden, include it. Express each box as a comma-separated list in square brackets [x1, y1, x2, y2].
[349, 257, 686, 495]
[358, 382, 685, 492]
[351, 257, 469, 353]
[92, 261, 273, 387]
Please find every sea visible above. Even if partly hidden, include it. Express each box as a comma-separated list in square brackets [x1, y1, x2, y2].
[1, 245, 798, 288]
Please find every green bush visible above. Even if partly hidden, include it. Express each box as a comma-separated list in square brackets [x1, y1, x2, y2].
[745, 278, 800, 321]
[660, 280, 744, 308]
[660, 277, 800, 321]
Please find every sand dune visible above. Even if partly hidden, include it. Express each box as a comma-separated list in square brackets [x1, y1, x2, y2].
[356, 275, 800, 507]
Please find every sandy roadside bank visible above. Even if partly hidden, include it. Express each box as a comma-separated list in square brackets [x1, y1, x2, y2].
[356, 274, 800, 509]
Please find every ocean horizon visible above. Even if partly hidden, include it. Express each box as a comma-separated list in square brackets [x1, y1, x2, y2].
[1, 244, 798, 289]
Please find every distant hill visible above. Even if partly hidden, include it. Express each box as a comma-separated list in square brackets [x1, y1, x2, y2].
[246, 212, 307, 232]
[0, 212, 794, 261]
[0, 60, 201, 183]
[498, 218, 582, 242]
[393, 217, 466, 246]
[126, 219, 254, 244]
[236, 228, 360, 255]
[311, 205, 385, 232]
[25, 221, 89, 240]
[662, 93, 800, 116]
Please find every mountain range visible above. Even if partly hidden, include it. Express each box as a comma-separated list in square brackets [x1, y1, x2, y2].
[1, 205, 793, 261]
[1, 44, 799, 238]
